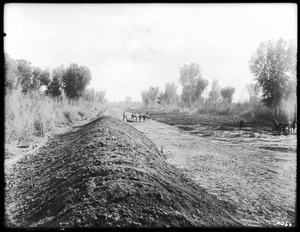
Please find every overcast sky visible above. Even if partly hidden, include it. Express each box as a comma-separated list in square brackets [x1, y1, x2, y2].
[4, 3, 297, 102]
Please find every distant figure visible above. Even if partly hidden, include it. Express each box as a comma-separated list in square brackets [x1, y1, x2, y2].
[123, 112, 127, 121]
[290, 119, 296, 134]
[287, 119, 296, 134]
[239, 119, 244, 129]
[142, 114, 147, 122]
[282, 122, 289, 135]
[273, 118, 280, 135]
[278, 121, 284, 134]
[139, 113, 147, 122]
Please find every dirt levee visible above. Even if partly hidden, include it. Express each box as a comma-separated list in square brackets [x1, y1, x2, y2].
[5, 115, 242, 227]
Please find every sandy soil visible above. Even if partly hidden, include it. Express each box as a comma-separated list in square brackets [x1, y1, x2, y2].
[5, 108, 244, 228]
[119, 107, 296, 227]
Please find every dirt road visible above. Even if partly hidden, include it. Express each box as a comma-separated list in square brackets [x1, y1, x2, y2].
[107, 107, 296, 227]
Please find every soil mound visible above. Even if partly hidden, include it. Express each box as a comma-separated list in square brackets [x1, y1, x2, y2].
[5, 115, 242, 228]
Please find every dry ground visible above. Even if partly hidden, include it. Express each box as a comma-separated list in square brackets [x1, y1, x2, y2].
[5, 109, 244, 228]
[122, 107, 297, 227]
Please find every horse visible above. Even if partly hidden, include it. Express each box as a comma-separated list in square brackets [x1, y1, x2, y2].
[131, 113, 139, 122]
[138, 114, 147, 122]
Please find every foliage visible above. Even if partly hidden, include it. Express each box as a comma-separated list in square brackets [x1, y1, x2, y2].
[249, 38, 296, 115]
[4, 54, 106, 143]
[16, 59, 34, 93]
[141, 86, 159, 107]
[43, 65, 66, 98]
[62, 63, 92, 99]
[141, 90, 151, 107]
[208, 79, 221, 102]
[32, 67, 51, 90]
[46, 77, 62, 97]
[4, 53, 19, 91]
[82, 88, 106, 103]
[52, 65, 66, 83]
[179, 63, 209, 109]
[220, 87, 235, 103]
[157, 82, 178, 105]
[157, 91, 166, 104]
[245, 83, 260, 104]
[39, 69, 51, 87]
[4, 54, 51, 93]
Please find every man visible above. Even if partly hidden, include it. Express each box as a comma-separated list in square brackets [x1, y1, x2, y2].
[239, 119, 244, 129]
[123, 112, 127, 121]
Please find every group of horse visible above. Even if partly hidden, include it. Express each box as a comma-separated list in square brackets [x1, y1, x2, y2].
[123, 112, 151, 123]
[272, 119, 297, 135]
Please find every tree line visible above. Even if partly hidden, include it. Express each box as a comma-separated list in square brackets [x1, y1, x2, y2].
[4, 54, 106, 102]
[141, 63, 237, 109]
[141, 38, 297, 119]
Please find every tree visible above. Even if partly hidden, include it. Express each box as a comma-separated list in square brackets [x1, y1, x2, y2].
[246, 83, 260, 103]
[83, 88, 95, 102]
[157, 82, 178, 105]
[220, 87, 235, 103]
[32, 67, 51, 90]
[52, 65, 65, 83]
[141, 90, 150, 107]
[157, 91, 166, 105]
[16, 59, 34, 93]
[46, 77, 62, 97]
[179, 63, 208, 109]
[148, 86, 159, 107]
[141, 86, 159, 107]
[96, 90, 106, 103]
[164, 82, 178, 104]
[4, 53, 19, 91]
[83, 88, 106, 102]
[62, 63, 92, 99]
[5, 54, 50, 93]
[39, 69, 51, 87]
[249, 38, 296, 116]
[208, 79, 221, 102]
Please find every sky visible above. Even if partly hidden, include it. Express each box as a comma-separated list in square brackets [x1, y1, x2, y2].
[4, 3, 297, 102]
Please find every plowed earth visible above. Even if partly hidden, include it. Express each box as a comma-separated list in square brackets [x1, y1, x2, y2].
[125, 108, 297, 227]
[5, 113, 243, 228]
